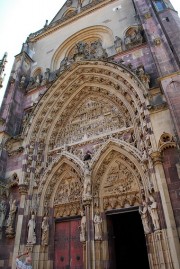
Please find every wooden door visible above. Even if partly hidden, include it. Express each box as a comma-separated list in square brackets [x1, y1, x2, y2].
[55, 218, 83, 269]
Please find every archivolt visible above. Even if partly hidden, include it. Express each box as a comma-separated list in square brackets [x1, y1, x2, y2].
[22, 61, 152, 191]
[24, 61, 148, 142]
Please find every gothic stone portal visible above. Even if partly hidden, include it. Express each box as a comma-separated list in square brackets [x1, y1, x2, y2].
[107, 209, 150, 269]
[54, 218, 83, 269]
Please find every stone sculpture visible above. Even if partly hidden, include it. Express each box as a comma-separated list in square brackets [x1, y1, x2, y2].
[27, 214, 36, 244]
[139, 201, 151, 234]
[148, 195, 160, 231]
[41, 216, 49, 246]
[0, 200, 7, 229]
[6, 200, 17, 233]
[94, 210, 103, 240]
[114, 36, 122, 52]
[80, 211, 86, 242]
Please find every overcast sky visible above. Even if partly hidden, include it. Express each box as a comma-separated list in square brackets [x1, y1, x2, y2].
[0, 0, 180, 105]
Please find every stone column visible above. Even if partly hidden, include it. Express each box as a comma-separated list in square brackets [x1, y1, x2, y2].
[85, 203, 91, 269]
[82, 161, 92, 269]
[150, 151, 180, 269]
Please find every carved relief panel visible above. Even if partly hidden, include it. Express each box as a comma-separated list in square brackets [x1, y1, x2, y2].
[103, 162, 139, 196]
[56, 98, 128, 146]
[54, 171, 82, 218]
[96, 154, 141, 211]
[54, 175, 82, 205]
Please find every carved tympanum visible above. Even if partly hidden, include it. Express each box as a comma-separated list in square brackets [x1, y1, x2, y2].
[54, 175, 82, 205]
[56, 98, 127, 146]
[103, 162, 139, 196]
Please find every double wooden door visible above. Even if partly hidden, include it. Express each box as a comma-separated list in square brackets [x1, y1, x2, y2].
[55, 218, 83, 269]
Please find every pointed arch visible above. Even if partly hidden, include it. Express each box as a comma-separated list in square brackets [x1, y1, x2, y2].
[37, 152, 84, 216]
[91, 141, 151, 211]
[51, 26, 114, 70]
[22, 60, 154, 194]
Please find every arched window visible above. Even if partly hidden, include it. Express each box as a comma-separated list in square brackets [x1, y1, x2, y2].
[153, 0, 166, 11]
[152, 0, 174, 12]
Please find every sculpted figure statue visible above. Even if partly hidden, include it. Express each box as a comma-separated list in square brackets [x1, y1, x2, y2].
[20, 75, 26, 88]
[114, 36, 122, 52]
[41, 216, 49, 246]
[83, 162, 92, 201]
[76, 41, 87, 54]
[94, 210, 103, 240]
[91, 40, 107, 59]
[44, 68, 50, 81]
[35, 74, 41, 85]
[28, 77, 35, 87]
[80, 211, 86, 242]
[6, 200, 17, 229]
[136, 65, 150, 89]
[124, 35, 131, 50]
[60, 57, 68, 71]
[27, 214, 36, 244]
[0, 200, 7, 229]
[148, 195, 160, 231]
[139, 201, 151, 234]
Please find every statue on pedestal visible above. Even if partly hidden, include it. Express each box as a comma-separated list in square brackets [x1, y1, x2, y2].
[6, 200, 17, 236]
[114, 36, 122, 52]
[0, 200, 7, 229]
[139, 201, 151, 234]
[27, 214, 36, 244]
[80, 211, 86, 242]
[41, 216, 49, 246]
[148, 195, 160, 231]
[94, 210, 103, 240]
[82, 162, 92, 202]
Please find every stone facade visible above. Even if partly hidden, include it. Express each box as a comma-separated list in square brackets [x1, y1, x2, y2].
[0, 0, 180, 269]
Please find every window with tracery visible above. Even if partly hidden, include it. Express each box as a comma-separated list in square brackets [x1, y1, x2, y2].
[153, 0, 174, 12]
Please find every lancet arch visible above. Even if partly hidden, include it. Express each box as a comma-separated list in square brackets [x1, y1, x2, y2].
[91, 142, 151, 211]
[37, 153, 84, 216]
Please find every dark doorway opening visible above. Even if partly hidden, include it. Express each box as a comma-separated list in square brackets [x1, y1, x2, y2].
[107, 209, 150, 269]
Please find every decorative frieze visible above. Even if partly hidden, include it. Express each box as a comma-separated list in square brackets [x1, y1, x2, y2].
[54, 201, 81, 218]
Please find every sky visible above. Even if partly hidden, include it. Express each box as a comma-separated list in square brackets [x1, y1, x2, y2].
[0, 0, 180, 105]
